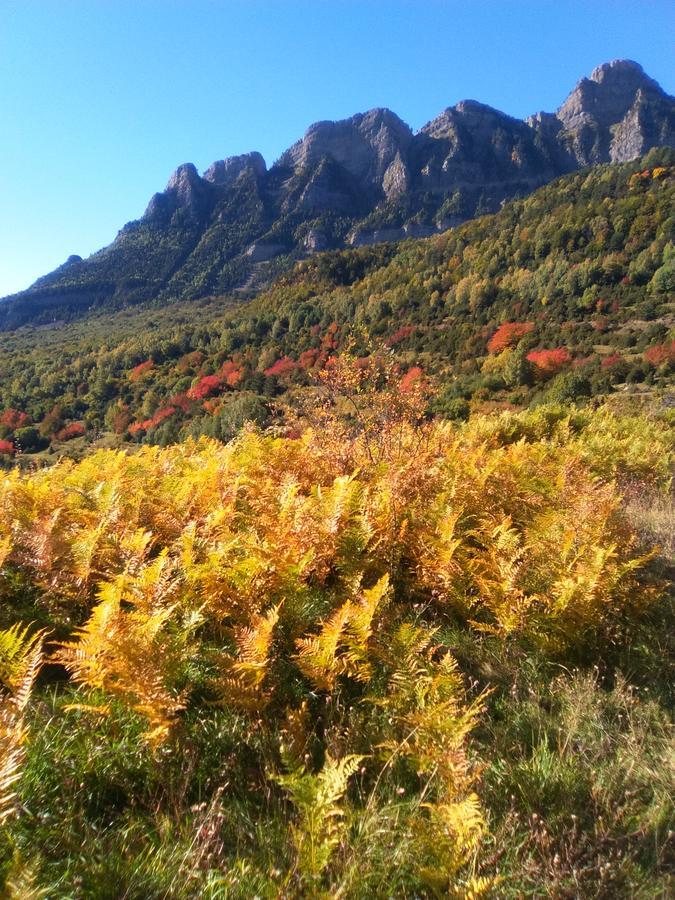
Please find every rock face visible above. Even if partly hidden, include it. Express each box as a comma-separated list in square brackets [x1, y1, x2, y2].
[203, 152, 266, 185]
[144, 163, 212, 224]
[554, 60, 674, 165]
[277, 109, 413, 195]
[245, 241, 286, 263]
[2, 60, 673, 329]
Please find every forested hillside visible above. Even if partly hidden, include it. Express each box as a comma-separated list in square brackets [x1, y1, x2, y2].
[0, 149, 672, 460]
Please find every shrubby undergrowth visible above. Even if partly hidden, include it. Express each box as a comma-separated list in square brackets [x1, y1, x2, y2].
[0, 371, 672, 896]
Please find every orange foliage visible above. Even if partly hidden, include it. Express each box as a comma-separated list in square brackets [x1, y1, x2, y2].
[169, 392, 191, 413]
[188, 374, 223, 401]
[202, 398, 223, 415]
[299, 349, 319, 370]
[526, 347, 572, 377]
[644, 341, 675, 367]
[385, 325, 417, 347]
[128, 359, 154, 382]
[265, 356, 298, 378]
[54, 422, 86, 442]
[321, 322, 339, 351]
[130, 406, 176, 435]
[487, 322, 534, 354]
[399, 366, 425, 393]
[220, 360, 244, 387]
[0, 409, 30, 431]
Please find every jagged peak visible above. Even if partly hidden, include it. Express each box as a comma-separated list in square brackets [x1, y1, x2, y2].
[352, 106, 411, 129]
[420, 99, 522, 138]
[455, 99, 513, 117]
[590, 59, 647, 84]
[166, 162, 201, 192]
[282, 107, 412, 158]
[144, 162, 209, 223]
[557, 60, 668, 125]
[275, 107, 412, 187]
[203, 152, 266, 184]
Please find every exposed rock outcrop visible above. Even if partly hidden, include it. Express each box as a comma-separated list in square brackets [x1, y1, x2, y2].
[245, 241, 286, 263]
[556, 60, 674, 165]
[203, 152, 266, 185]
[277, 108, 413, 194]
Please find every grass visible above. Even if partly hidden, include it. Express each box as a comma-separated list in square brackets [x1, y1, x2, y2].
[5, 607, 672, 898]
[477, 664, 674, 897]
[472, 478, 675, 898]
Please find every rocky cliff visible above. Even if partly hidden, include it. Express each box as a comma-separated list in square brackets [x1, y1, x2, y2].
[554, 60, 674, 165]
[1, 60, 672, 329]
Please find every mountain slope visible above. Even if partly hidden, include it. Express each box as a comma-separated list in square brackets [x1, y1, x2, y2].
[1, 60, 673, 330]
[0, 148, 672, 455]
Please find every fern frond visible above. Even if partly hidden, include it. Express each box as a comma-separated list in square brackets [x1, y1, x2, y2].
[295, 602, 352, 691]
[342, 574, 390, 682]
[417, 793, 486, 892]
[274, 752, 363, 884]
[0, 626, 44, 825]
[0, 622, 44, 693]
[215, 604, 280, 710]
[295, 576, 390, 691]
[54, 560, 189, 745]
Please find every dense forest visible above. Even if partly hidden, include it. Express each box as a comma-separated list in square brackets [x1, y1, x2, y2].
[0, 148, 672, 461]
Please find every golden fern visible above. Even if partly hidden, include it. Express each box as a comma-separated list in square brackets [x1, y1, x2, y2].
[2, 851, 48, 899]
[274, 751, 363, 885]
[214, 604, 280, 710]
[0, 625, 44, 825]
[373, 624, 490, 893]
[379, 623, 486, 786]
[295, 574, 389, 690]
[295, 602, 352, 691]
[54, 555, 191, 745]
[416, 793, 487, 894]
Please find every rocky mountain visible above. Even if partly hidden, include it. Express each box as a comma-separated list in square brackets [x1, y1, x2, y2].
[553, 59, 674, 164]
[1, 59, 673, 330]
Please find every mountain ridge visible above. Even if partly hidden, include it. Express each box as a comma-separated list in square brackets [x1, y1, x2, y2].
[1, 59, 673, 330]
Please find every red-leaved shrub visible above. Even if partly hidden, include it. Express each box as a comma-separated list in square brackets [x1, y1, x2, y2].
[0, 409, 30, 430]
[526, 347, 572, 377]
[129, 406, 177, 435]
[644, 341, 675, 367]
[487, 322, 534, 354]
[54, 422, 86, 442]
[385, 325, 417, 347]
[399, 366, 424, 393]
[264, 357, 298, 378]
[188, 375, 223, 401]
[128, 359, 154, 382]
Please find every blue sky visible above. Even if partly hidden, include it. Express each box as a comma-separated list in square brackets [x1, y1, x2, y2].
[1, 0, 673, 298]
